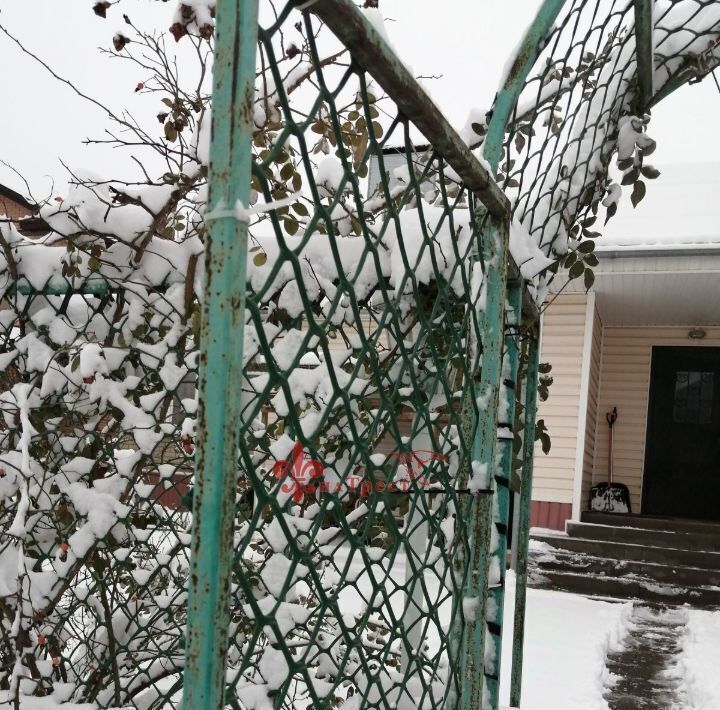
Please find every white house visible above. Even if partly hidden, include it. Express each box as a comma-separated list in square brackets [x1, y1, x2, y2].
[531, 162, 720, 529]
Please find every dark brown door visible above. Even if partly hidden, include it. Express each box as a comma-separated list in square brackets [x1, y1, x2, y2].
[642, 346, 720, 520]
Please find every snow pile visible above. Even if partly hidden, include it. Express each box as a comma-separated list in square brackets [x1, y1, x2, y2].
[673, 607, 720, 709]
[500, 572, 633, 710]
[509, 219, 555, 280]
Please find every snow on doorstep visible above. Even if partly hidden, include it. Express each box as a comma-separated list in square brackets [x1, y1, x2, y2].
[674, 607, 720, 709]
[500, 571, 632, 710]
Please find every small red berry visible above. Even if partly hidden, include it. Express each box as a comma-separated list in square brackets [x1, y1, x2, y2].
[0, 468, 5, 478]
[37, 634, 46, 646]
[83, 376, 95, 384]
[135, 82, 144, 92]
[180, 435, 194, 455]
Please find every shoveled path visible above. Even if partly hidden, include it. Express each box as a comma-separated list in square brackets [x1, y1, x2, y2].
[603, 603, 687, 710]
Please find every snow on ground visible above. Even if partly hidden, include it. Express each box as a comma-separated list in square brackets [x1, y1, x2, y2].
[673, 608, 720, 710]
[331, 544, 633, 710]
[500, 571, 632, 710]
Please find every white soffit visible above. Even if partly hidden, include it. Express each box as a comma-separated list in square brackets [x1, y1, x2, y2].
[559, 253, 720, 326]
[554, 162, 720, 325]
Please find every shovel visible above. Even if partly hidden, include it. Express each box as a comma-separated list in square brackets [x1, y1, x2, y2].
[589, 407, 632, 513]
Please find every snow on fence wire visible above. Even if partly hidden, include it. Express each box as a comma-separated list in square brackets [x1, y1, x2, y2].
[468, 0, 720, 281]
[0, 275, 198, 707]
[197, 5, 518, 710]
[0, 4, 520, 708]
[185, 0, 720, 707]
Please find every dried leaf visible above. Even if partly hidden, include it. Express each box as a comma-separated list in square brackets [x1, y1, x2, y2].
[630, 179, 646, 207]
[284, 218, 299, 236]
[279, 163, 294, 181]
[93, 1, 111, 18]
[568, 261, 585, 279]
[604, 202, 618, 224]
[584, 268, 595, 290]
[621, 167, 639, 185]
[113, 33, 129, 52]
[164, 122, 178, 143]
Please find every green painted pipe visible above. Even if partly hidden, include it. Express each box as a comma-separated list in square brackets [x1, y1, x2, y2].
[457, 210, 511, 710]
[483, 0, 568, 172]
[182, 1, 258, 707]
[484, 281, 523, 708]
[510, 329, 541, 708]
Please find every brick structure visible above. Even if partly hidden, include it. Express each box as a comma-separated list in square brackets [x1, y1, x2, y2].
[0, 184, 49, 236]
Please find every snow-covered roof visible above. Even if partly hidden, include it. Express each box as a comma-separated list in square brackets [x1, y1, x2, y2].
[599, 163, 720, 252]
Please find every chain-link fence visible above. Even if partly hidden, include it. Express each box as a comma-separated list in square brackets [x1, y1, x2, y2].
[0, 276, 197, 707]
[2, 0, 720, 709]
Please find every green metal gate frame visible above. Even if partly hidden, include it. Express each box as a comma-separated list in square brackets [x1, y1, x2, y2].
[157, 0, 720, 705]
[181, 1, 549, 708]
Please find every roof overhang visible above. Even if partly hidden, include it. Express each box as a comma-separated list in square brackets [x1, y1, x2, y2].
[555, 249, 720, 326]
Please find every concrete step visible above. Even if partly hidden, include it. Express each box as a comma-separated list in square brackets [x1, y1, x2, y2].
[566, 521, 720, 553]
[531, 546, 720, 588]
[581, 511, 720, 536]
[530, 568, 720, 607]
[531, 532, 720, 570]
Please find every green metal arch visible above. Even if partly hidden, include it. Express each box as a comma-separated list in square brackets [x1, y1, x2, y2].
[482, 0, 568, 172]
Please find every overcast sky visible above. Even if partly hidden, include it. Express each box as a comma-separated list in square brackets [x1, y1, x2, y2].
[1, 0, 719, 200]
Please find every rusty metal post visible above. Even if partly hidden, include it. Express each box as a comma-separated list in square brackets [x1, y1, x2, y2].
[510, 326, 541, 708]
[482, 0, 567, 169]
[484, 281, 522, 708]
[182, 1, 258, 707]
[454, 209, 511, 710]
[633, 0, 655, 112]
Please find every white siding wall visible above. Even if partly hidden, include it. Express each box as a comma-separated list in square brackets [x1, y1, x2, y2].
[580, 303, 602, 512]
[533, 293, 589, 504]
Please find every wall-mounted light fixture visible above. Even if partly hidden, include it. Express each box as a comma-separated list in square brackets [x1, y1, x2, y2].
[688, 328, 707, 340]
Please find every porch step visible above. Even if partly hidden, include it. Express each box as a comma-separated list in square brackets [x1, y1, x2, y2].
[531, 532, 720, 570]
[532, 546, 720, 588]
[581, 511, 720, 536]
[566, 521, 720, 553]
[530, 516, 720, 606]
[530, 568, 720, 607]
